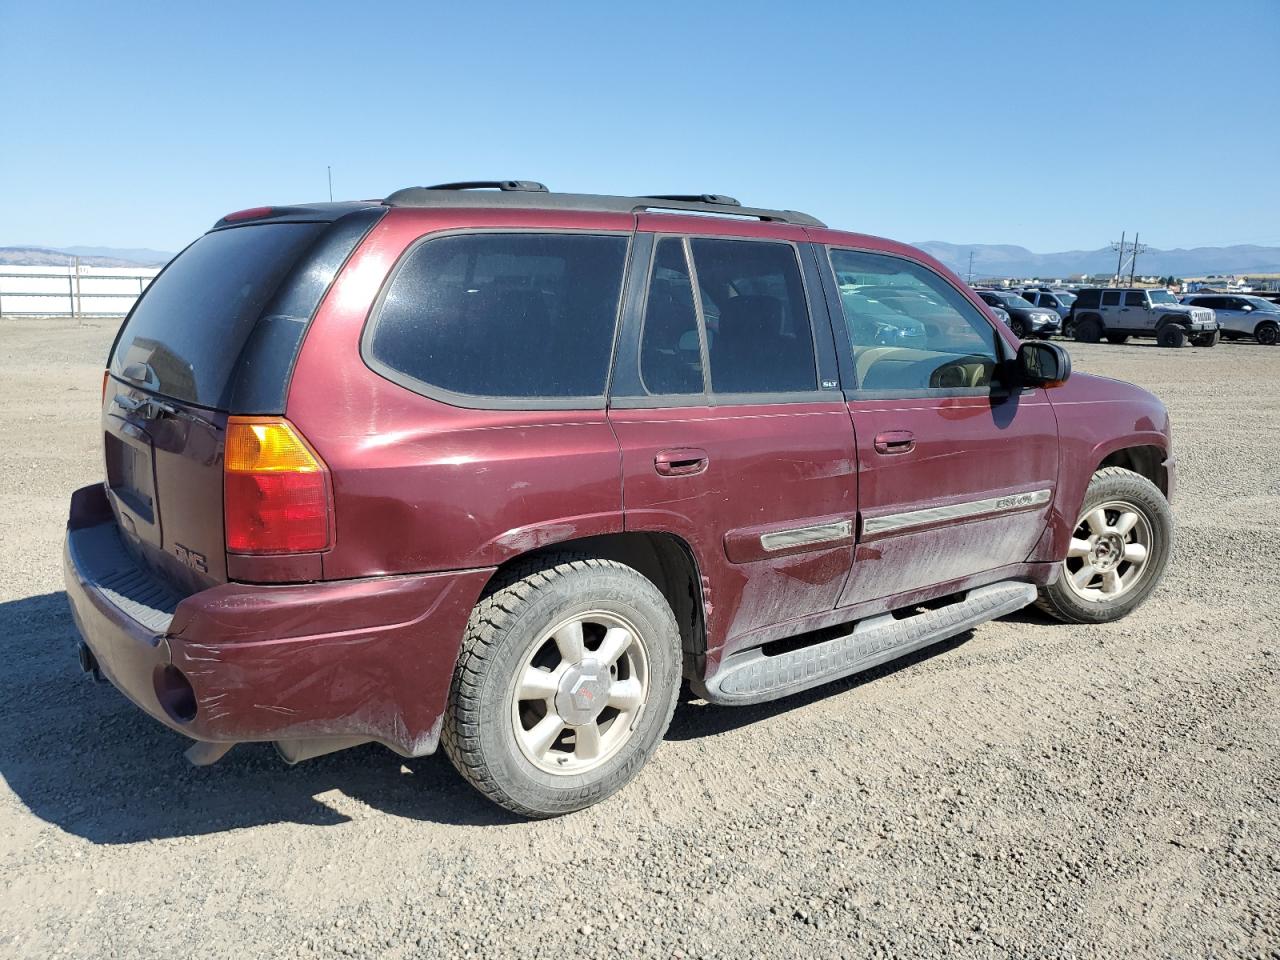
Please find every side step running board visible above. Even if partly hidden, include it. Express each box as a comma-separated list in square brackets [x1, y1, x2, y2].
[700, 580, 1037, 706]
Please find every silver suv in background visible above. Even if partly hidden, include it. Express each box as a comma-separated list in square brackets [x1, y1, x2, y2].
[1181, 294, 1279, 345]
[1070, 288, 1218, 348]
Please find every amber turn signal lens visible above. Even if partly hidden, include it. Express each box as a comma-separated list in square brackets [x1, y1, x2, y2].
[225, 419, 322, 474]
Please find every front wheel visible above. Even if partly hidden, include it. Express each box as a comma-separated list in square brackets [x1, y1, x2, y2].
[1191, 329, 1220, 347]
[1036, 467, 1173, 624]
[1157, 325, 1186, 348]
[1010, 319, 1027, 339]
[1256, 321, 1278, 346]
[441, 555, 682, 817]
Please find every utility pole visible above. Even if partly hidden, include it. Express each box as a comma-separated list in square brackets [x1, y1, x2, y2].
[1112, 231, 1126, 284]
[1129, 233, 1147, 286]
[327, 165, 333, 202]
[967, 250, 975, 285]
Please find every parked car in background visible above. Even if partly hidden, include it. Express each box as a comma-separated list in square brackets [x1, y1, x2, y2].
[1180, 294, 1279, 345]
[1019, 288, 1075, 323]
[988, 304, 1012, 328]
[64, 181, 1176, 816]
[1070, 288, 1219, 347]
[974, 290, 1061, 339]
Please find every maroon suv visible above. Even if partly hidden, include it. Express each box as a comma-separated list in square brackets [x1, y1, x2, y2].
[64, 181, 1175, 816]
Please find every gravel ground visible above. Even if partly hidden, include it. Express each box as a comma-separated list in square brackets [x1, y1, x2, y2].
[1, 318, 1277, 959]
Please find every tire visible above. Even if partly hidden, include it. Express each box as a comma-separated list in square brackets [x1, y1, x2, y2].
[1010, 320, 1027, 339]
[1075, 317, 1102, 343]
[1256, 321, 1279, 346]
[1157, 325, 1186, 348]
[1036, 467, 1173, 624]
[1105, 333, 1129, 345]
[1191, 329, 1220, 347]
[441, 554, 682, 817]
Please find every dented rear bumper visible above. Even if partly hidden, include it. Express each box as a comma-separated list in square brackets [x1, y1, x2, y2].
[63, 483, 493, 759]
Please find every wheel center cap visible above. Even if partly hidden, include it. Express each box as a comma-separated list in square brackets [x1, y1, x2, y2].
[555, 659, 610, 726]
[1091, 534, 1124, 571]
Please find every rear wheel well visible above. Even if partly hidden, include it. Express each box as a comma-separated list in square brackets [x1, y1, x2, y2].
[484, 532, 705, 678]
[1098, 446, 1167, 496]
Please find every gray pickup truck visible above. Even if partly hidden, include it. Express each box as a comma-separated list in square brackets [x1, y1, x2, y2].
[1070, 288, 1219, 347]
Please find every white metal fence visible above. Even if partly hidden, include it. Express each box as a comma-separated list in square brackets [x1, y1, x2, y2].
[0, 264, 160, 317]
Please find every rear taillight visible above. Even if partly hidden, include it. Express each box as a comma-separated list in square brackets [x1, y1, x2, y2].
[224, 417, 331, 554]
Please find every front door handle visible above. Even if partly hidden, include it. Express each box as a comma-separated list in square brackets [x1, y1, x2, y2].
[655, 448, 709, 477]
[873, 431, 915, 455]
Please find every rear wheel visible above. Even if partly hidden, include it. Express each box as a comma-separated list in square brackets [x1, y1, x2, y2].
[442, 554, 682, 817]
[1256, 321, 1278, 346]
[1036, 467, 1173, 624]
[1105, 333, 1129, 345]
[1157, 325, 1186, 348]
[1075, 317, 1102, 343]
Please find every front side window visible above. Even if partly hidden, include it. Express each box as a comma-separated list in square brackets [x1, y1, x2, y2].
[366, 233, 628, 402]
[688, 238, 817, 395]
[830, 249, 1003, 392]
[1124, 292, 1147, 307]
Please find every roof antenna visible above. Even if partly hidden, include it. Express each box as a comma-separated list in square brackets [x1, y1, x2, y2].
[327, 165, 333, 202]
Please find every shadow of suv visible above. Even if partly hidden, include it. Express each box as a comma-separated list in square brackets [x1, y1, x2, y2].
[65, 181, 1177, 816]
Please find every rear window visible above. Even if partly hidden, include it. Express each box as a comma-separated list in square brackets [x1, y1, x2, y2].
[366, 233, 628, 405]
[111, 223, 327, 408]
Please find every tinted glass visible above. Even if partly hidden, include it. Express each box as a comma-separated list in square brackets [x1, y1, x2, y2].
[111, 223, 326, 407]
[1124, 292, 1146, 306]
[1076, 289, 1101, 308]
[689, 239, 816, 395]
[1102, 291, 1121, 306]
[830, 249, 1002, 392]
[640, 239, 704, 395]
[368, 233, 627, 401]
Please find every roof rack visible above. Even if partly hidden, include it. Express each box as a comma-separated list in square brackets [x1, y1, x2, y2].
[382, 182, 824, 227]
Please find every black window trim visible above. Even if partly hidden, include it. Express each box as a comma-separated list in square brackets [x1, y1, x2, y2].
[609, 230, 834, 409]
[360, 226, 635, 412]
[821, 244, 1014, 401]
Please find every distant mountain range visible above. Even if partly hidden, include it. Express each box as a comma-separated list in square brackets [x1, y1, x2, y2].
[914, 242, 1280, 280]
[4, 240, 1278, 278]
[0, 245, 174, 268]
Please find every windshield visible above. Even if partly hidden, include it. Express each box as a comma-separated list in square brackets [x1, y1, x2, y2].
[1056, 292, 1076, 305]
[1000, 294, 1035, 309]
[1245, 296, 1280, 312]
[1148, 290, 1178, 305]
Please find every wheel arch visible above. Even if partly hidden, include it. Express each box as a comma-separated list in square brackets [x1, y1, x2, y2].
[1254, 317, 1279, 340]
[1097, 444, 1169, 496]
[481, 531, 707, 678]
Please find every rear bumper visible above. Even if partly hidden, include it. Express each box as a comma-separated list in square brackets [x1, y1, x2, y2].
[63, 483, 493, 758]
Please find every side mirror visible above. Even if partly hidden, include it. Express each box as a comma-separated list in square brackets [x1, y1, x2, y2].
[1241, 304, 1253, 312]
[1017, 340, 1071, 387]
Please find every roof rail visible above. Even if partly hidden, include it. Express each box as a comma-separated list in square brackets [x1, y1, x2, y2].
[382, 184, 824, 227]
[423, 180, 549, 193]
[643, 193, 741, 206]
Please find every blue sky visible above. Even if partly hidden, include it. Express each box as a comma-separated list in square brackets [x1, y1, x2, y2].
[2, 0, 1277, 253]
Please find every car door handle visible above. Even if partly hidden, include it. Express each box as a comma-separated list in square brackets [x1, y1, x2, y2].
[873, 431, 915, 455]
[654, 448, 709, 477]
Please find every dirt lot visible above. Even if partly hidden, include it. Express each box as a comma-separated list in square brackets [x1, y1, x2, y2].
[0, 318, 1276, 959]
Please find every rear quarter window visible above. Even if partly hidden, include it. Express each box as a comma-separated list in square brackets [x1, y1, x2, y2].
[365, 233, 629, 406]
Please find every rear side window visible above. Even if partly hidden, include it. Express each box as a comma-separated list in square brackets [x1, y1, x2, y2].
[639, 238, 704, 395]
[1076, 289, 1100, 309]
[111, 223, 327, 408]
[367, 233, 628, 404]
[689, 238, 816, 395]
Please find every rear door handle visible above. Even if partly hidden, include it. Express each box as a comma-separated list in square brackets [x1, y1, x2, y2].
[873, 431, 915, 455]
[655, 448, 709, 477]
